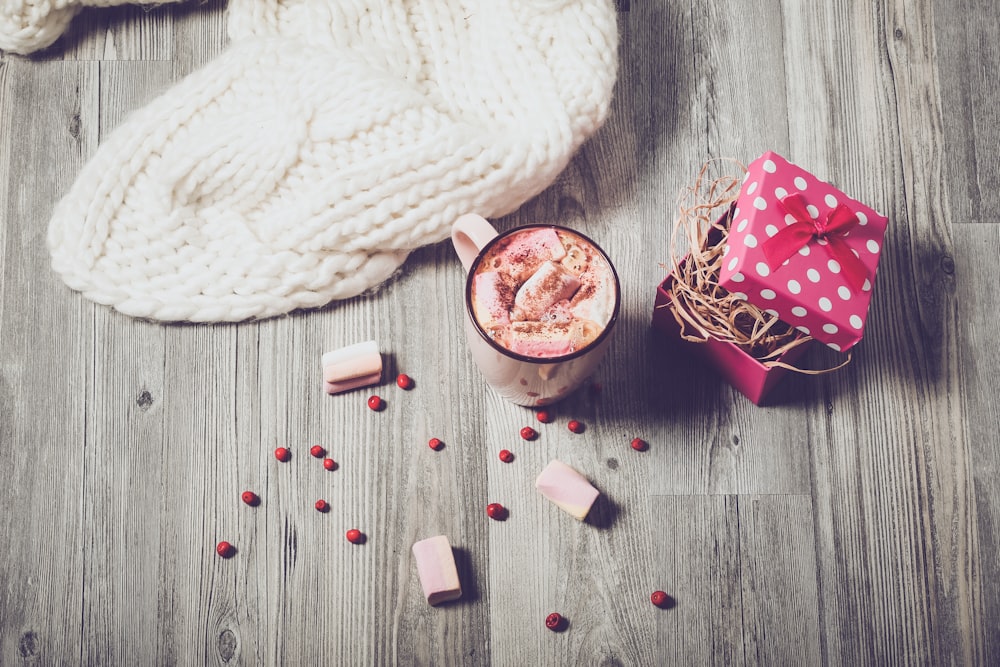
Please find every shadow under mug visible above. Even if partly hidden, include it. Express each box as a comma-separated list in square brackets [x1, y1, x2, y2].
[451, 213, 620, 406]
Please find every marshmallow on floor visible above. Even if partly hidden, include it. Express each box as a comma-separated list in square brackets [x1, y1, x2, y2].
[322, 340, 382, 394]
[412, 535, 462, 606]
[535, 459, 599, 521]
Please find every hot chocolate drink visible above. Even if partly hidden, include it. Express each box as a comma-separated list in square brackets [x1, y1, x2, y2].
[469, 226, 617, 358]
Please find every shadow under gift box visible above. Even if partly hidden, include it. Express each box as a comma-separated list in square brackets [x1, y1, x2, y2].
[651, 268, 812, 406]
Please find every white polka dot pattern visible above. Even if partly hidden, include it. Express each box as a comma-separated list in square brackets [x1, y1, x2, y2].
[717, 151, 889, 351]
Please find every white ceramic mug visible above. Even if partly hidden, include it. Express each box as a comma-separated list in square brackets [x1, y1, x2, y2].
[451, 214, 620, 406]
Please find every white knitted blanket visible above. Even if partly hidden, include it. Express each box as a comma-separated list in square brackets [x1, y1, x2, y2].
[15, 0, 619, 322]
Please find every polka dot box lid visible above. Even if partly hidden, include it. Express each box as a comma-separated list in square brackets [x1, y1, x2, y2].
[718, 151, 888, 353]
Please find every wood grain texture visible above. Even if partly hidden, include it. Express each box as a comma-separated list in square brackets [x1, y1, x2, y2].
[955, 223, 1000, 662]
[933, 0, 1000, 224]
[0, 0, 996, 664]
[0, 59, 96, 664]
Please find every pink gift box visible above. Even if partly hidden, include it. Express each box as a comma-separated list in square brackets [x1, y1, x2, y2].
[651, 152, 887, 404]
[718, 152, 888, 353]
[652, 270, 812, 405]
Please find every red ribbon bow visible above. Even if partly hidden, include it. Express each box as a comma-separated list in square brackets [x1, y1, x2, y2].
[761, 192, 869, 293]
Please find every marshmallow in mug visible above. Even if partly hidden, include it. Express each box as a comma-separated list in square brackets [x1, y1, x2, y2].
[470, 227, 617, 358]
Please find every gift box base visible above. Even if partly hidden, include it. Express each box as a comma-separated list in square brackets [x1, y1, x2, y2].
[652, 274, 812, 405]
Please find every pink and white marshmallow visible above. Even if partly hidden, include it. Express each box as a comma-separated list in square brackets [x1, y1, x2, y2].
[512, 261, 581, 321]
[321, 340, 382, 394]
[412, 535, 462, 606]
[535, 459, 599, 521]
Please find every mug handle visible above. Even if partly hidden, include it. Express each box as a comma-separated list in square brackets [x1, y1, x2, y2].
[451, 214, 499, 272]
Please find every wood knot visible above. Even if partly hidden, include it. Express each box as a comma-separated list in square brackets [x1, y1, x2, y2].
[68, 112, 82, 141]
[217, 629, 237, 662]
[939, 254, 955, 276]
[893, 28, 904, 40]
[136, 390, 154, 410]
[606, 457, 619, 470]
[19, 631, 39, 658]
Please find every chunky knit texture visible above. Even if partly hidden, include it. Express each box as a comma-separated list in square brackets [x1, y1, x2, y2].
[0, 0, 183, 54]
[45, 0, 619, 322]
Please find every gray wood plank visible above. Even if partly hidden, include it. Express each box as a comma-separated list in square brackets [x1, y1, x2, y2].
[369, 243, 491, 666]
[62, 5, 175, 61]
[955, 222, 1000, 663]
[0, 59, 97, 664]
[153, 325, 242, 664]
[933, 0, 1000, 224]
[782, 1, 984, 663]
[0, 59, 8, 264]
[650, 495, 822, 665]
[170, 0, 227, 79]
[738, 495, 822, 666]
[78, 59, 172, 665]
[649, 495, 745, 664]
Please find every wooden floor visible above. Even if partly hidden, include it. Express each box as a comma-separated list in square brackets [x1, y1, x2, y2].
[2, 1, 998, 664]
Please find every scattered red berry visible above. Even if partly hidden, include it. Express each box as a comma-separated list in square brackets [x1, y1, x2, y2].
[567, 420, 585, 434]
[486, 503, 508, 521]
[274, 447, 291, 462]
[323, 458, 338, 471]
[396, 373, 414, 390]
[520, 426, 538, 441]
[651, 591, 671, 608]
[545, 612, 566, 631]
[310, 444, 326, 458]
[367, 395, 385, 411]
[536, 409, 553, 423]
[241, 491, 260, 506]
[428, 437, 444, 451]
[346, 528, 364, 544]
[631, 438, 649, 452]
[216, 541, 236, 558]
[498, 449, 514, 463]
[315, 499, 330, 512]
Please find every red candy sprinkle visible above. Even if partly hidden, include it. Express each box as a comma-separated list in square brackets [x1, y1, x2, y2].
[274, 447, 291, 462]
[315, 499, 330, 512]
[498, 449, 514, 463]
[520, 426, 538, 441]
[241, 491, 260, 506]
[536, 410, 553, 424]
[428, 437, 444, 451]
[651, 591, 671, 608]
[346, 528, 364, 544]
[323, 458, 337, 471]
[631, 438, 649, 452]
[486, 503, 508, 521]
[367, 395, 385, 411]
[545, 612, 566, 631]
[310, 444, 326, 458]
[216, 541, 236, 558]
[396, 373, 414, 390]
[567, 420, 584, 434]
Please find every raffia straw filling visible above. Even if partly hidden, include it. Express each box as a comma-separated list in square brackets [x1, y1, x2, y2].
[664, 160, 812, 361]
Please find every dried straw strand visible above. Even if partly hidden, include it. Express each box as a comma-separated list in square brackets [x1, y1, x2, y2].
[664, 159, 812, 361]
